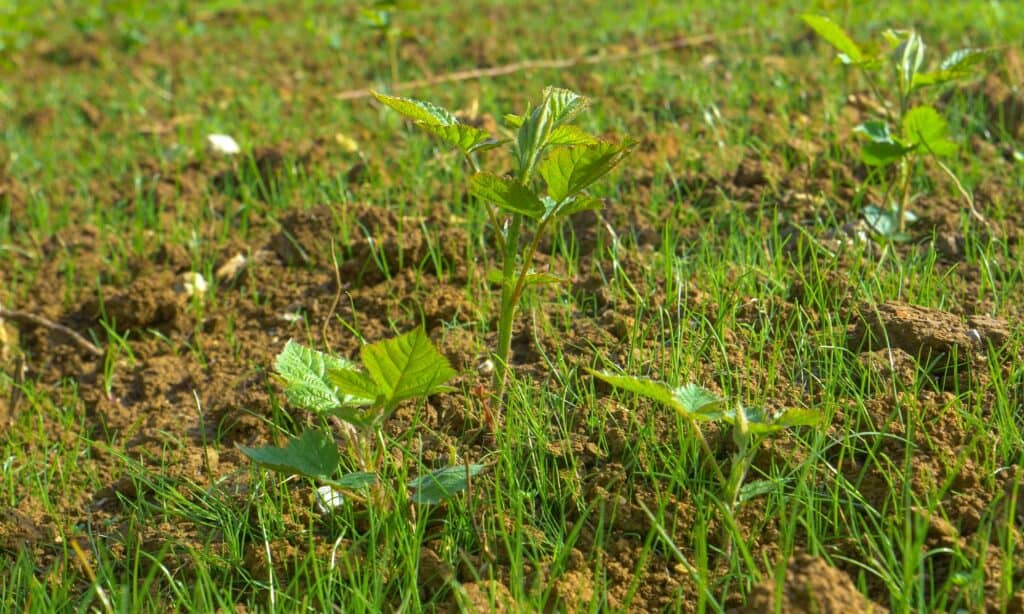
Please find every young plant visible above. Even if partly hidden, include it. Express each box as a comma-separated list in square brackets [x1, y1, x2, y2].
[240, 326, 483, 506]
[373, 87, 634, 397]
[801, 15, 990, 237]
[590, 370, 821, 552]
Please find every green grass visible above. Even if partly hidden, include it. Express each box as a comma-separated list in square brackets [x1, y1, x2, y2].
[2, 0, 1024, 611]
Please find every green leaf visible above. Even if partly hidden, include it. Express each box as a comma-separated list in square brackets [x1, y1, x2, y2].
[893, 31, 926, 94]
[540, 86, 589, 128]
[410, 464, 485, 504]
[940, 47, 990, 73]
[539, 141, 633, 203]
[772, 408, 823, 428]
[371, 91, 457, 127]
[360, 326, 457, 408]
[504, 113, 524, 128]
[275, 341, 361, 413]
[737, 479, 779, 503]
[239, 430, 340, 481]
[861, 141, 911, 166]
[548, 125, 599, 146]
[673, 384, 728, 420]
[901, 105, 957, 156]
[863, 204, 915, 241]
[726, 406, 822, 434]
[800, 14, 864, 65]
[911, 48, 988, 89]
[590, 370, 683, 412]
[469, 172, 546, 219]
[420, 123, 504, 154]
[855, 122, 911, 165]
[326, 367, 380, 405]
[854, 120, 897, 144]
[327, 471, 379, 491]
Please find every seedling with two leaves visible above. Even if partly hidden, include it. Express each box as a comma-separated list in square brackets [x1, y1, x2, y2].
[373, 87, 634, 399]
[802, 15, 991, 238]
[240, 327, 483, 507]
[590, 370, 821, 555]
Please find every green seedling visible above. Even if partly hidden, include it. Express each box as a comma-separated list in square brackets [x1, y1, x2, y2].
[374, 87, 634, 398]
[802, 15, 990, 237]
[240, 326, 483, 506]
[590, 370, 821, 554]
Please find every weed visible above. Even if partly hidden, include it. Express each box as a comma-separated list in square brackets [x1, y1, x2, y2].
[373, 87, 634, 397]
[802, 15, 990, 237]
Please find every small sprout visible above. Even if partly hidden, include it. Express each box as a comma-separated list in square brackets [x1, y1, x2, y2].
[206, 133, 241, 156]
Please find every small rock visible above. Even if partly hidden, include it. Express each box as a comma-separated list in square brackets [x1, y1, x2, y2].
[215, 253, 247, 283]
[206, 134, 241, 156]
[313, 485, 345, 514]
[174, 272, 207, 297]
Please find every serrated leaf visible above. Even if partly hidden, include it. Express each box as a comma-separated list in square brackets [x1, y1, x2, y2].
[410, 464, 485, 504]
[673, 384, 728, 420]
[800, 14, 864, 65]
[275, 341, 362, 413]
[326, 367, 380, 405]
[940, 47, 989, 73]
[372, 91, 457, 127]
[589, 370, 682, 412]
[239, 430, 340, 481]
[360, 326, 457, 409]
[548, 125, 599, 146]
[420, 123, 504, 154]
[541, 86, 589, 127]
[540, 141, 633, 203]
[901, 106, 956, 156]
[469, 172, 546, 219]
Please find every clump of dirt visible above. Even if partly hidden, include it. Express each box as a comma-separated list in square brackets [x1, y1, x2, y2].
[741, 552, 888, 613]
[848, 300, 1012, 386]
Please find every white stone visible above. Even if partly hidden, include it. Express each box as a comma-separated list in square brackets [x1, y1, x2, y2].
[206, 133, 241, 156]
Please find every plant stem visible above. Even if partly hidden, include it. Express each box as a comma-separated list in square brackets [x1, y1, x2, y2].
[896, 155, 912, 233]
[493, 214, 522, 397]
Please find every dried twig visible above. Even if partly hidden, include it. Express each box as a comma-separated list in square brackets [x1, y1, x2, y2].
[337, 30, 743, 101]
[0, 308, 104, 357]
